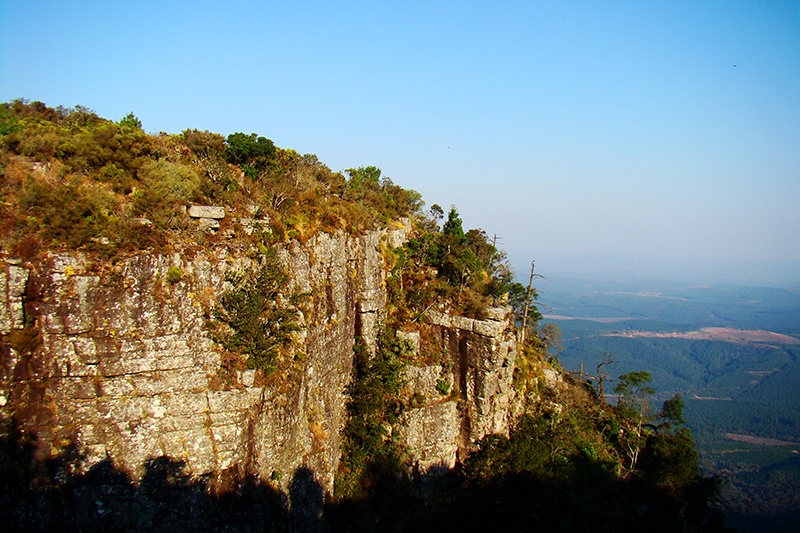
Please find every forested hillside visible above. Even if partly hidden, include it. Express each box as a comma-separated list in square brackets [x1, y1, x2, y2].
[541, 278, 800, 531]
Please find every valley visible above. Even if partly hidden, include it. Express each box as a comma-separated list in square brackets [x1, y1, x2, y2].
[539, 276, 800, 531]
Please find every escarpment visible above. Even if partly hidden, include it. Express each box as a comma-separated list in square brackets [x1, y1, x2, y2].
[0, 226, 519, 495]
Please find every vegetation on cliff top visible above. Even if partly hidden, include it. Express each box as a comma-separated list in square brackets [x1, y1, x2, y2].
[0, 98, 525, 323]
[0, 99, 422, 260]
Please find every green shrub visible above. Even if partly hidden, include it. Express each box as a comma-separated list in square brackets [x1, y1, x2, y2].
[225, 132, 275, 179]
[166, 266, 183, 284]
[132, 160, 201, 229]
[213, 252, 302, 376]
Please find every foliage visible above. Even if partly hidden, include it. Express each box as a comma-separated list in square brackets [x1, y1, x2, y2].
[659, 391, 686, 427]
[0, 100, 427, 259]
[450, 366, 722, 532]
[0, 103, 20, 135]
[166, 266, 183, 284]
[182, 128, 225, 158]
[615, 370, 656, 417]
[639, 427, 700, 491]
[117, 112, 142, 131]
[551, 278, 800, 527]
[345, 165, 381, 191]
[386, 205, 520, 322]
[212, 253, 303, 376]
[334, 330, 413, 501]
[0, 98, 729, 530]
[224, 132, 275, 179]
[132, 160, 201, 225]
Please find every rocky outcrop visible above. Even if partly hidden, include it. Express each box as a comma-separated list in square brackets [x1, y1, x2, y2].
[400, 364, 460, 472]
[0, 223, 518, 497]
[188, 205, 226, 232]
[405, 308, 518, 466]
[429, 307, 519, 449]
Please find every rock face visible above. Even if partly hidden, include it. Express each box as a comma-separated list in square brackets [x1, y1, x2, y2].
[0, 260, 29, 335]
[393, 306, 519, 475]
[0, 226, 518, 497]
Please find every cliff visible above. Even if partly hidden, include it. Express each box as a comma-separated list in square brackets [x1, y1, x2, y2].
[0, 101, 720, 531]
[0, 225, 518, 497]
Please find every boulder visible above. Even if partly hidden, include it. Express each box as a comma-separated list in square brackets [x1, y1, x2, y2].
[188, 205, 225, 219]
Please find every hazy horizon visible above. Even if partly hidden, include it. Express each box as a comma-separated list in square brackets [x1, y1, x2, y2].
[514, 253, 800, 288]
[2, 1, 798, 282]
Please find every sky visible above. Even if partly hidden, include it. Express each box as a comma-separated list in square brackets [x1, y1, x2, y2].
[2, 1, 799, 285]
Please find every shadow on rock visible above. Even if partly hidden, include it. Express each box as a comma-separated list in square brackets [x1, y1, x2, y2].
[0, 417, 299, 531]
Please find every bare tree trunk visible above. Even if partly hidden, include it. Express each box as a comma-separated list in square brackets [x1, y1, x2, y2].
[519, 260, 536, 346]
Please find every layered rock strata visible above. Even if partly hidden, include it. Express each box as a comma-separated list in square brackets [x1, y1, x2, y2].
[0, 226, 518, 495]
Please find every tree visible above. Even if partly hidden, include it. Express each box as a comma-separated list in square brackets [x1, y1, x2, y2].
[118, 112, 142, 131]
[615, 370, 655, 416]
[225, 132, 276, 179]
[595, 352, 617, 398]
[430, 203, 444, 223]
[213, 253, 303, 376]
[441, 206, 466, 244]
[615, 371, 656, 475]
[637, 391, 699, 490]
[639, 427, 699, 491]
[345, 165, 381, 191]
[182, 129, 225, 158]
[0, 103, 20, 135]
[335, 330, 411, 500]
[658, 393, 686, 429]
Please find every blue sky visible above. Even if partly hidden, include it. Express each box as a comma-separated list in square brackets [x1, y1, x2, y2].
[2, 1, 799, 284]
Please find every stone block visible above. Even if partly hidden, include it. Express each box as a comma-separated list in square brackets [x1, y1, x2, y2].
[241, 369, 256, 387]
[402, 401, 459, 471]
[99, 377, 136, 397]
[7, 265, 28, 331]
[187, 205, 225, 219]
[0, 270, 9, 335]
[450, 315, 474, 332]
[176, 429, 217, 474]
[207, 389, 252, 413]
[161, 392, 209, 417]
[405, 365, 446, 402]
[72, 337, 100, 364]
[426, 310, 451, 328]
[62, 377, 99, 399]
[210, 423, 241, 444]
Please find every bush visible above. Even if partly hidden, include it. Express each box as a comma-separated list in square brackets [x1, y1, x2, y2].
[132, 160, 201, 228]
[225, 132, 275, 179]
[213, 253, 303, 376]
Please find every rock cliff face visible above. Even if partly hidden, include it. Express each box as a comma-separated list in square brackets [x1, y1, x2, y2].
[399, 308, 518, 473]
[0, 227, 518, 495]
